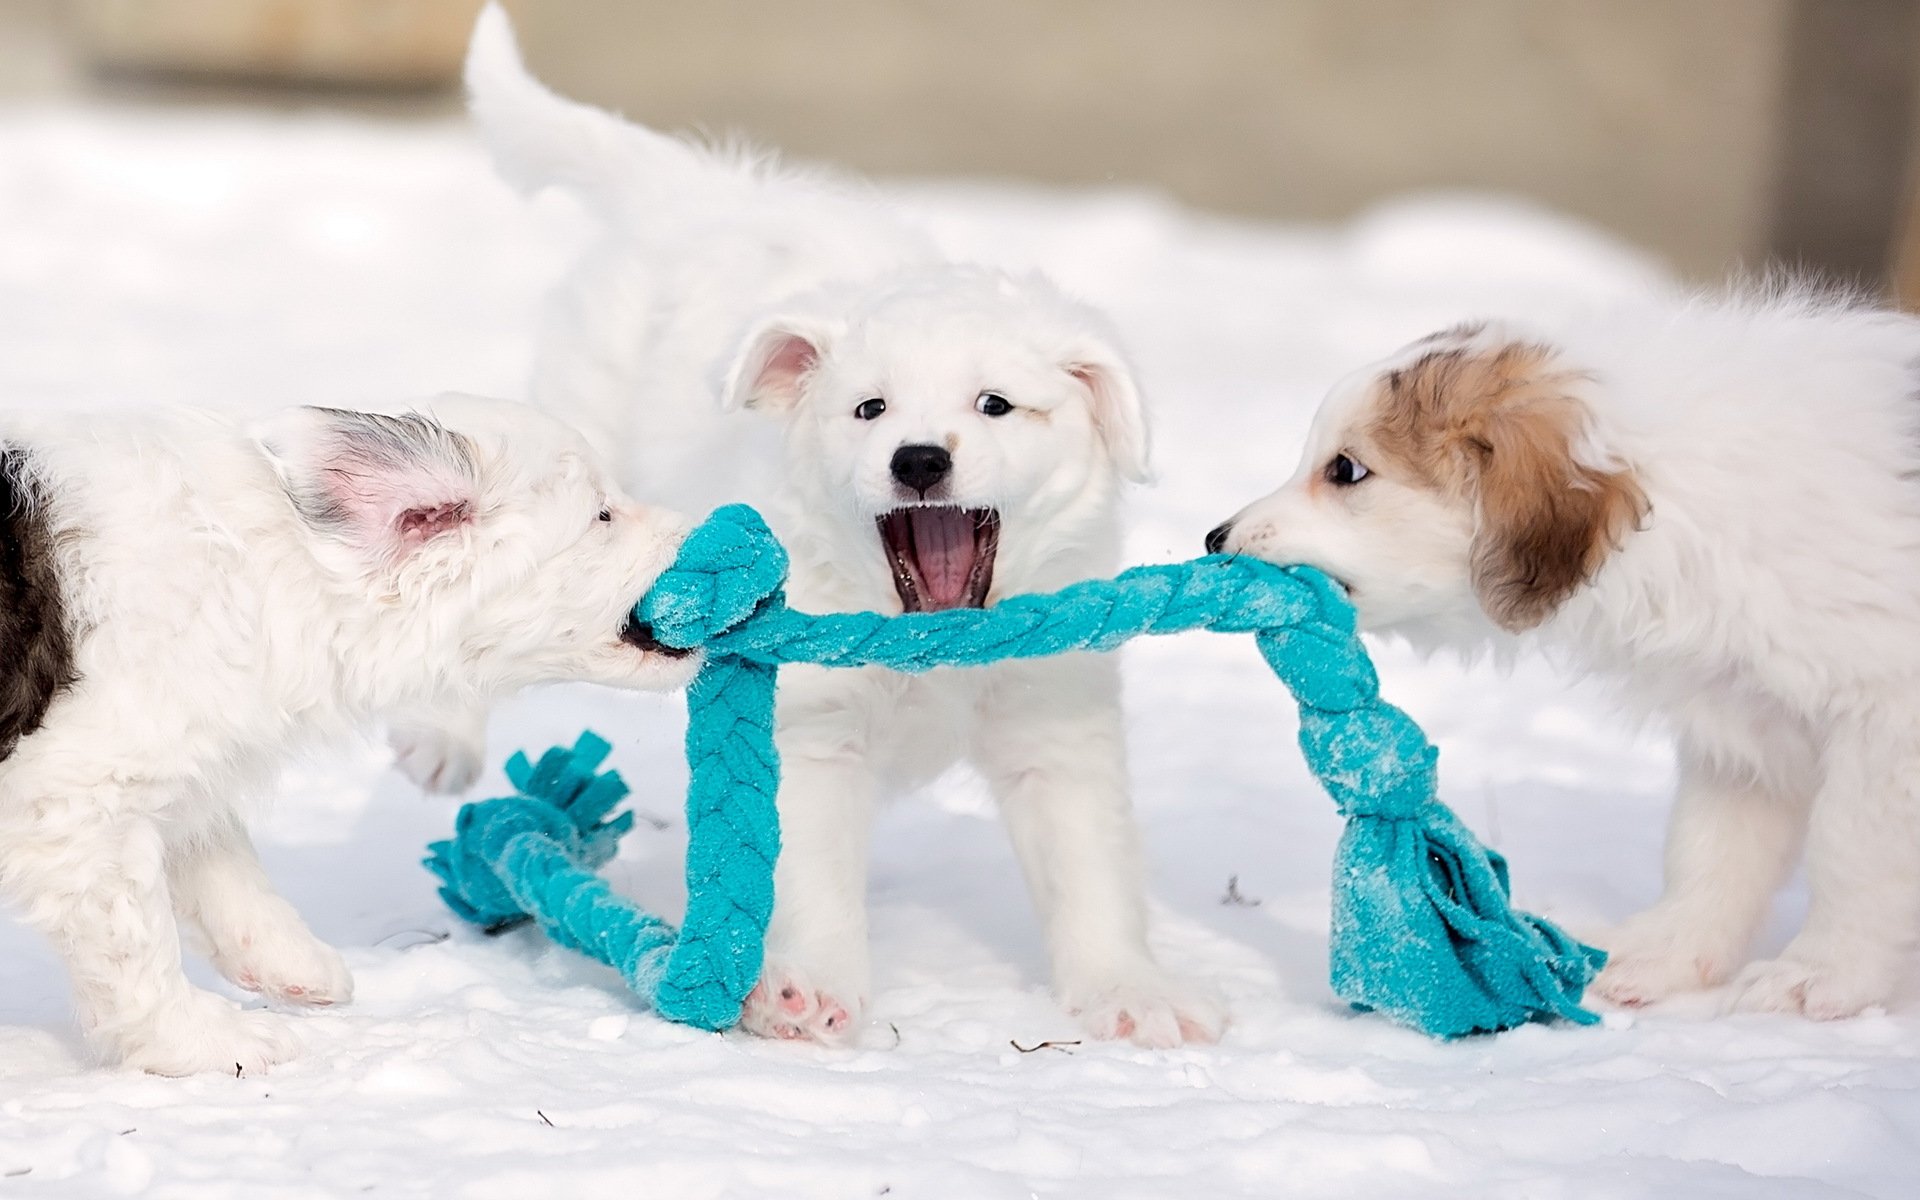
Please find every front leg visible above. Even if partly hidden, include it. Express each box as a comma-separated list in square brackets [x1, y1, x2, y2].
[0, 791, 298, 1074]
[170, 811, 352, 1009]
[738, 667, 882, 1043]
[1593, 736, 1812, 1006]
[387, 703, 490, 795]
[972, 655, 1222, 1046]
[1731, 705, 1920, 1018]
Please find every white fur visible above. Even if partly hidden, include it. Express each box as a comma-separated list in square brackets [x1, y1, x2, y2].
[462, 5, 1218, 1046]
[1221, 290, 1920, 1018]
[0, 395, 694, 1073]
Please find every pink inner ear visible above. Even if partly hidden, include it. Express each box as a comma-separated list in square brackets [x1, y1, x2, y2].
[317, 455, 476, 559]
[394, 500, 474, 546]
[747, 332, 820, 407]
[764, 335, 818, 380]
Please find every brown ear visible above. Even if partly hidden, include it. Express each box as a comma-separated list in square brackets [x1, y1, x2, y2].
[1467, 398, 1645, 631]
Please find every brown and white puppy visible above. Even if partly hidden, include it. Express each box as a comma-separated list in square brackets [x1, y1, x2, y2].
[1213, 295, 1920, 1019]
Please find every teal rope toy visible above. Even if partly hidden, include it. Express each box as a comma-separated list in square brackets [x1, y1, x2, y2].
[426, 504, 1605, 1038]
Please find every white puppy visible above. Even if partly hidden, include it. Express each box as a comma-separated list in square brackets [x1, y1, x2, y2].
[459, 6, 1219, 1046]
[1213, 290, 1920, 1019]
[0, 396, 694, 1074]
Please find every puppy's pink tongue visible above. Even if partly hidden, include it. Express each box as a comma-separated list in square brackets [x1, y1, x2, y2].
[909, 507, 977, 609]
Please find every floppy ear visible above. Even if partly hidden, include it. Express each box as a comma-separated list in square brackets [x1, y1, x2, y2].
[1467, 399, 1645, 632]
[721, 317, 839, 413]
[257, 408, 480, 569]
[1063, 341, 1152, 484]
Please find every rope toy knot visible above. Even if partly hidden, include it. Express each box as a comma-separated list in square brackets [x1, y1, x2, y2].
[637, 504, 789, 650]
[424, 733, 632, 932]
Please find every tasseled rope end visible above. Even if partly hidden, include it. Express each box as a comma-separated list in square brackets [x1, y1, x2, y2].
[423, 732, 636, 933]
[1265, 601, 1607, 1039]
[1328, 812, 1607, 1037]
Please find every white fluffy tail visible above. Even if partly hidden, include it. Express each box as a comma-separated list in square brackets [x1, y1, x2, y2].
[464, 3, 729, 219]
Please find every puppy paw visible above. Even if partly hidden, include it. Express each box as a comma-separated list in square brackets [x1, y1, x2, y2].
[1062, 967, 1225, 1048]
[390, 725, 485, 795]
[739, 962, 864, 1044]
[1727, 954, 1890, 1020]
[215, 928, 354, 1009]
[1592, 954, 1716, 1008]
[116, 992, 302, 1076]
[1590, 914, 1738, 1007]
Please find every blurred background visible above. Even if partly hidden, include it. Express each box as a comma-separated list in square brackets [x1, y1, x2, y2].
[2, 0, 1918, 293]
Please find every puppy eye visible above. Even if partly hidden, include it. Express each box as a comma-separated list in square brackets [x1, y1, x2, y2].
[854, 398, 887, 420]
[597, 508, 612, 523]
[1324, 454, 1371, 486]
[975, 391, 1013, 417]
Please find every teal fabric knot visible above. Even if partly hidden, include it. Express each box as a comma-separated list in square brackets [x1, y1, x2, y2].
[428, 504, 1606, 1040]
[425, 733, 633, 930]
[426, 734, 684, 1004]
[639, 505, 789, 649]
[1297, 707, 1435, 821]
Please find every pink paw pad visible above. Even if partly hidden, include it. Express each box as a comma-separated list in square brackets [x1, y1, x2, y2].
[742, 976, 858, 1043]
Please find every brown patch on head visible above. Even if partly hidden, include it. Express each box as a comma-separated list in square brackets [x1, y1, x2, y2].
[1360, 339, 1647, 631]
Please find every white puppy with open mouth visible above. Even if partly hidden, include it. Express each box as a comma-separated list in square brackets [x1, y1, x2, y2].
[0, 395, 695, 1074]
[1211, 290, 1920, 1019]
[456, 5, 1220, 1046]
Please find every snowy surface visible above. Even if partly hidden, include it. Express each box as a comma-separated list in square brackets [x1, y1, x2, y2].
[3, 104, 1918, 1199]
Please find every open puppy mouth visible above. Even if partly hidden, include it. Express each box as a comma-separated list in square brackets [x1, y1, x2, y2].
[618, 618, 693, 659]
[877, 506, 1001, 612]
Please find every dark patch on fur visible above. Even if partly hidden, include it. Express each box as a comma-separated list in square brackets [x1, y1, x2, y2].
[1, 445, 75, 760]
[1383, 347, 1470, 407]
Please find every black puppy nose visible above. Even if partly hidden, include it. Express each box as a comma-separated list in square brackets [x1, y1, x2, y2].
[1205, 522, 1233, 554]
[890, 444, 952, 495]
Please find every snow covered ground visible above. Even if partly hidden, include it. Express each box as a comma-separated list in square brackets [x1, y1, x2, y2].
[2, 104, 1918, 1199]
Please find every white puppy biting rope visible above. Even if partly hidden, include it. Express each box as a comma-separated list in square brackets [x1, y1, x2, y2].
[0, 395, 695, 1073]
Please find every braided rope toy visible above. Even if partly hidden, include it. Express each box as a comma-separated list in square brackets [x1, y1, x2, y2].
[426, 504, 1605, 1039]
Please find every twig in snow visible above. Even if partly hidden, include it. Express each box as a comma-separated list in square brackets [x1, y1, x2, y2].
[1010, 1039, 1081, 1054]
[373, 928, 451, 950]
[234, 1062, 244, 1079]
[1221, 875, 1262, 907]
[536, 1110, 555, 1128]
